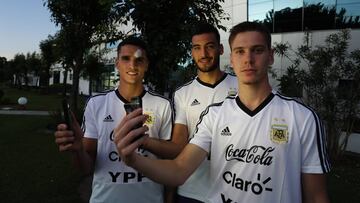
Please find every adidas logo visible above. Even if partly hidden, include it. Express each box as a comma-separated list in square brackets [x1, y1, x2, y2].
[103, 115, 114, 122]
[191, 99, 200, 106]
[221, 126, 232, 136]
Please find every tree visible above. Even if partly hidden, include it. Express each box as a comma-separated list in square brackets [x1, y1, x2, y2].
[39, 34, 59, 91]
[274, 30, 360, 163]
[113, 0, 228, 93]
[82, 53, 106, 96]
[11, 54, 26, 87]
[25, 52, 42, 86]
[45, 0, 122, 111]
[0, 57, 7, 83]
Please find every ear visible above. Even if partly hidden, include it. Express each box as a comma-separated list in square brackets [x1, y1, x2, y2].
[115, 58, 120, 70]
[230, 51, 234, 68]
[269, 48, 274, 65]
[219, 44, 224, 55]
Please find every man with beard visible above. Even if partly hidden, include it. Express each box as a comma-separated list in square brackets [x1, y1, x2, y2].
[170, 22, 238, 202]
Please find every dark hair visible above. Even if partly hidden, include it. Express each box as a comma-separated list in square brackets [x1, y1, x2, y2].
[117, 35, 148, 58]
[228, 21, 271, 49]
[191, 22, 220, 43]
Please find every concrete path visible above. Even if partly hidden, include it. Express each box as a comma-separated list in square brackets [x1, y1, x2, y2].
[0, 110, 50, 115]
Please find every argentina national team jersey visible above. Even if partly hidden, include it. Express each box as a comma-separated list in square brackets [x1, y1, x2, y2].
[173, 73, 238, 201]
[190, 90, 331, 203]
[82, 89, 173, 203]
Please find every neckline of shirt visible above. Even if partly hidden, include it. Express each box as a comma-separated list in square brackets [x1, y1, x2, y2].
[115, 89, 147, 103]
[196, 73, 228, 89]
[235, 92, 275, 117]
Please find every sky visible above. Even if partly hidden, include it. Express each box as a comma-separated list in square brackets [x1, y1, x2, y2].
[0, 0, 58, 60]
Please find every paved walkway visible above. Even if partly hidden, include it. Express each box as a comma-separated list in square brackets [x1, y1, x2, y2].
[0, 110, 50, 115]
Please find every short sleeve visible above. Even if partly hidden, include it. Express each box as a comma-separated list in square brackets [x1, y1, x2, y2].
[158, 100, 173, 141]
[173, 90, 187, 125]
[82, 99, 98, 139]
[301, 112, 331, 173]
[189, 105, 217, 153]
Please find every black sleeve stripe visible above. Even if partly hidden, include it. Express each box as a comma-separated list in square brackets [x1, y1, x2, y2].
[312, 110, 331, 172]
[171, 79, 195, 123]
[193, 101, 224, 135]
[275, 92, 331, 172]
[174, 78, 195, 92]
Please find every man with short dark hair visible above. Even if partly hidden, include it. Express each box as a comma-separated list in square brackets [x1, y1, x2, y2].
[54, 36, 179, 203]
[170, 22, 237, 202]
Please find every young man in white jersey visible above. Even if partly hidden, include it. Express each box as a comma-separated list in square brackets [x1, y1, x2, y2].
[54, 36, 179, 203]
[170, 22, 237, 203]
[114, 22, 331, 203]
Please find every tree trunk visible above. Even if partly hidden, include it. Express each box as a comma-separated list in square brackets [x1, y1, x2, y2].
[72, 58, 82, 113]
[62, 67, 68, 97]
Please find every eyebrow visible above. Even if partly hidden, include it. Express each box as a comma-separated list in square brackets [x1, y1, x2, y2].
[192, 42, 216, 47]
[232, 44, 266, 50]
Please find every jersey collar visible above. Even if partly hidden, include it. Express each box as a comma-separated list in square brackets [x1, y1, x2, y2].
[196, 73, 228, 89]
[235, 92, 274, 117]
[115, 89, 146, 103]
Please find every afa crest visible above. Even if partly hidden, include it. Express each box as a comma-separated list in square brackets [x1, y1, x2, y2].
[227, 88, 237, 97]
[144, 111, 155, 126]
[270, 124, 289, 144]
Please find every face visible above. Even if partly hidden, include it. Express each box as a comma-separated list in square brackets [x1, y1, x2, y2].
[230, 31, 274, 85]
[191, 32, 223, 73]
[116, 44, 148, 86]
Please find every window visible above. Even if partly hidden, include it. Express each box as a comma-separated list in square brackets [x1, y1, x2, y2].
[273, 0, 303, 32]
[248, 0, 360, 32]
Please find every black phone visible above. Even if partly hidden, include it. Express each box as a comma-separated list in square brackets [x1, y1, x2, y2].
[123, 96, 144, 142]
[62, 99, 72, 130]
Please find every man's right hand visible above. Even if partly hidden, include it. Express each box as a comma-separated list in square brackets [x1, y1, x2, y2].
[113, 108, 149, 166]
[54, 113, 83, 152]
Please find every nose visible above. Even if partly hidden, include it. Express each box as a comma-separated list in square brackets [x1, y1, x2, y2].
[200, 47, 208, 58]
[243, 51, 253, 65]
[129, 59, 137, 70]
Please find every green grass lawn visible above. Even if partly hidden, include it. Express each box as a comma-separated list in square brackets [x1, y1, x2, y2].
[0, 85, 87, 111]
[0, 115, 84, 203]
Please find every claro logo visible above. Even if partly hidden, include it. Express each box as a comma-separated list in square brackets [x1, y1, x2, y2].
[223, 171, 272, 195]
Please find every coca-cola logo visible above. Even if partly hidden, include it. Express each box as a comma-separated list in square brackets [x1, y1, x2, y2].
[225, 144, 274, 166]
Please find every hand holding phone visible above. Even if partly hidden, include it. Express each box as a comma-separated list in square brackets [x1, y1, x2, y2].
[123, 96, 144, 142]
[62, 99, 73, 130]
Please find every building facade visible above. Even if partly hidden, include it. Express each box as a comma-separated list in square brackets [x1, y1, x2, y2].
[219, 0, 360, 88]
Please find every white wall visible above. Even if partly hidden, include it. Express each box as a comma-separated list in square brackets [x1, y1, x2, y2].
[270, 29, 360, 89]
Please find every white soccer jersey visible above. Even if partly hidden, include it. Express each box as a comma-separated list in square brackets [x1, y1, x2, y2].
[173, 73, 238, 201]
[190, 90, 331, 203]
[83, 89, 173, 203]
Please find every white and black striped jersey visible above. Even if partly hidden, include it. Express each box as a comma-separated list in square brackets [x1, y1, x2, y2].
[173, 73, 238, 201]
[83, 89, 173, 203]
[190, 90, 331, 203]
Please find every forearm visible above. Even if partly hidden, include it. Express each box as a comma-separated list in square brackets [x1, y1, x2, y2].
[131, 154, 188, 186]
[302, 173, 330, 203]
[70, 148, 94, 176]
[143, 138, 183, 159]
[130, 144, 207, 187]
